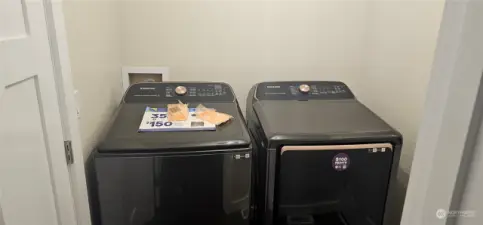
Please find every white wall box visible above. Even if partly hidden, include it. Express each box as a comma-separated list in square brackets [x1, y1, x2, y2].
[122, 67, 170, 92]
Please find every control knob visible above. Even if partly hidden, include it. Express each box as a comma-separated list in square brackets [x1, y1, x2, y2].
[299, 84, 311, 93]
[175, 86, 187, 96]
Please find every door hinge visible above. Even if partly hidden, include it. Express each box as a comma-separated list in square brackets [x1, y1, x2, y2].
[64, 140, 74, 165]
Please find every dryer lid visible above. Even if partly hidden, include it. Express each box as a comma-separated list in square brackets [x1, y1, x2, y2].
[253, 100, 400, 142]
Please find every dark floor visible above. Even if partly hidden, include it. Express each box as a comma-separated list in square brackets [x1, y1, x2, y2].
[276, 213, 347, 225]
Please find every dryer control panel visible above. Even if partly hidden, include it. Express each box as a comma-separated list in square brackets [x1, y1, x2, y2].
[255, 81, 354, 100]
[124, 82, 235, 103]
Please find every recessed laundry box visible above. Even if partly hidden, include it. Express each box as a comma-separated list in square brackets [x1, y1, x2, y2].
[246, 81, 402, 225]
[87, 82, 254, 225]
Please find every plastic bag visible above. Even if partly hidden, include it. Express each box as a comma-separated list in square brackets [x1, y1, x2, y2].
[195, 104, 233, 126]
[167, 100, 189, 121]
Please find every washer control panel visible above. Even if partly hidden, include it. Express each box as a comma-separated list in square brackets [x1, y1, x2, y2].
[255, 81, 354, 100]
[124, 82, 235, 103]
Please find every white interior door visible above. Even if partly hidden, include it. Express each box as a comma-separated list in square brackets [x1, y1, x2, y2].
[0, 0, 77, 225]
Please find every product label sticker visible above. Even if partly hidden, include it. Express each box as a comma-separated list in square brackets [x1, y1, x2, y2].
[332, 153, 350, 171]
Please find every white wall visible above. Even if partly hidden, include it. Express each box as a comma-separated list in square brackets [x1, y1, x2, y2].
[121, 0, 368, 104]
[358, 1, 444, 222]
[121, 0, 444, 175]
[63, 0, 122, 159]
[359, 0, 445, 175]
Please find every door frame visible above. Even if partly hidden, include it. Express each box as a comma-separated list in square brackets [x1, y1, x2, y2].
[43, 0, 91, 225]
[401, 0, 483, 225]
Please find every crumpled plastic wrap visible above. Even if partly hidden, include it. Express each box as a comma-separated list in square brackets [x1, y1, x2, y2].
[195, 104, 233, 126]
[167, 100, 189, 121]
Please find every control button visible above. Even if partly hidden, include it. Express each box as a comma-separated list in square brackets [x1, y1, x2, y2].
[299, 84, 311, 93]
[175, 86, 187, 96]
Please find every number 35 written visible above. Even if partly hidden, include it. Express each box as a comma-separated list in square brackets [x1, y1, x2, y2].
[151, 113, 167, 119]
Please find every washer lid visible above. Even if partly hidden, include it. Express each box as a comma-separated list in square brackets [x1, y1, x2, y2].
[97, 102, 251, 153]
[253, 99, 400, 142]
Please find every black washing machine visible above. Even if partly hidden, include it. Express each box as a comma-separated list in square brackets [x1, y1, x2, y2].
[246, 81, 402, 225]
[87, 82, 253, 225]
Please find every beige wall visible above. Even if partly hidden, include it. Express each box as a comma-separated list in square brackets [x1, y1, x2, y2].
[63, 0, 122, 159]
[358, 2, 444, 221]
[121, 0, 444, 174]
[121, 0, 368, 103]
[359, 0, 445, 175]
